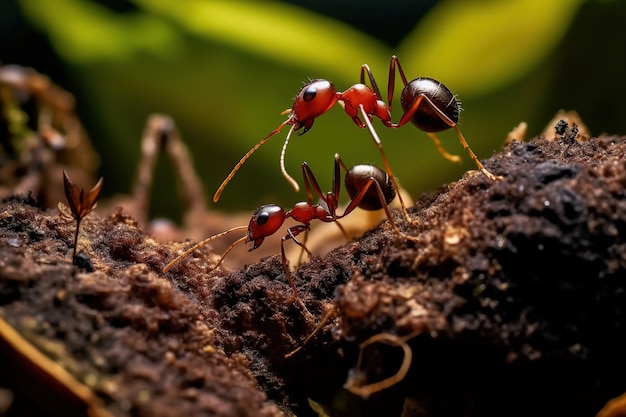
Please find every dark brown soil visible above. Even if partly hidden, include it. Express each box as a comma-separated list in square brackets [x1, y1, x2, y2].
[1, 127, 626, 417]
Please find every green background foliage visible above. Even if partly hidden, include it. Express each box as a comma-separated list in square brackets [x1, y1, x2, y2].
[3, 0, 625, 220]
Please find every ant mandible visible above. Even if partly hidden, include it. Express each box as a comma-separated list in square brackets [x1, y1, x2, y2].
[213, 55, 502, 214]
[165, 153, 416, 308]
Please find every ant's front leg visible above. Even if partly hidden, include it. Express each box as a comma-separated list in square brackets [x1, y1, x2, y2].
[284, 224, 313, 259]
[360, 64, 384, 102]
[280, 223, 312, 315]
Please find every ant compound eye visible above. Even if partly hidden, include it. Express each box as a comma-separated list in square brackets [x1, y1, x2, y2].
[303, 87, 317, 102]
[256, 210, 270, 225]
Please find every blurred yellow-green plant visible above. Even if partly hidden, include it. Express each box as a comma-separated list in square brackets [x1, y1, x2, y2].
[12, 0, 623, 219]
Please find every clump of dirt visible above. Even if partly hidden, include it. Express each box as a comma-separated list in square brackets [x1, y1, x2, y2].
[310, 132, 626, 417]
[0, 203, 285, 416]
[1, 126, 626, 417]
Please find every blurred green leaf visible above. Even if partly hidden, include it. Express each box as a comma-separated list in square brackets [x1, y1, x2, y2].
[132, 0, 391, 80]
[133, 0, 585, 98]
[20, 0, 182, 62]
[21, 0, 585, 95]
[398, 0, 585, 96]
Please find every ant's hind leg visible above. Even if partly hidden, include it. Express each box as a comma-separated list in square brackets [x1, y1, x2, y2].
[452, 126, 503, 181]
[400, 93, 501, 181]
[425, 132, 462, 163]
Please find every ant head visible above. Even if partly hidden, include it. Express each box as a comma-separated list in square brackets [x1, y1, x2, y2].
[247, 204, 286, 250]
[345, 164, 396, 211]
[291, 79, 338, 128]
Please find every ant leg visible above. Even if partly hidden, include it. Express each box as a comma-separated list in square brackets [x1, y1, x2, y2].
[397, 94, 501, 181]
[293, 220, 348, 268]
[331, 153, 342, 206]
[425, 132, 462, 163]
[285, 225, 314, 259]
[393, 95, 461, 163]
[451, 125, 503, 181]
[280, 228, 312, 315]
[297, 155, 347, 259]
[302, 154, 343, 215]
[301, 161, 327, 203]
[162, 226, 248, 273]
[333, 221, 350, 241]
[358, 105, 417, 226]
[295, 228, 310, 268]
[332, 154, 366, 240]
[360, 64, 384, 102]
[295, 160, 331, 267]
[285, 304, 337, 358]
[336, 153, 350, 172]
[342, 177, 419, 242]
[387, 55, 410, 111]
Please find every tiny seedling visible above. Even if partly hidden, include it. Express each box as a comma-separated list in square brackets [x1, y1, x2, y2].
[60, 170, 103, 261]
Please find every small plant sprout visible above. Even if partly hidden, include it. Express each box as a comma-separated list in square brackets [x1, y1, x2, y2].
[60, 170, 103, 260]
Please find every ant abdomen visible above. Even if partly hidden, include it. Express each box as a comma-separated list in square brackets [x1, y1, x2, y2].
[401, 77, 459, 133]
[344, 165, 396, 211]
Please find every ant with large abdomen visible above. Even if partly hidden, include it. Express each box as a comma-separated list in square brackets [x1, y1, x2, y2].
[213, 55, 502, 220]
[164, 153, 416, 309]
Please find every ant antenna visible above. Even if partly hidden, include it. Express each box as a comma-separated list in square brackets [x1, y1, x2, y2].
[213, 118, 293, 202]
[279, 125, 301, 192]
[162, 225, 248, 273]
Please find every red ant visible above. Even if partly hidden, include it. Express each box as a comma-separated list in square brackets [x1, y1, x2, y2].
[164, 154, 416, 308]
[213, 55, 502, 216]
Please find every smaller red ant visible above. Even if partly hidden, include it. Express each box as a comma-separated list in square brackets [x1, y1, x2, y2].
[213, 55, 502, 220]
[164, 154, 416, 308]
